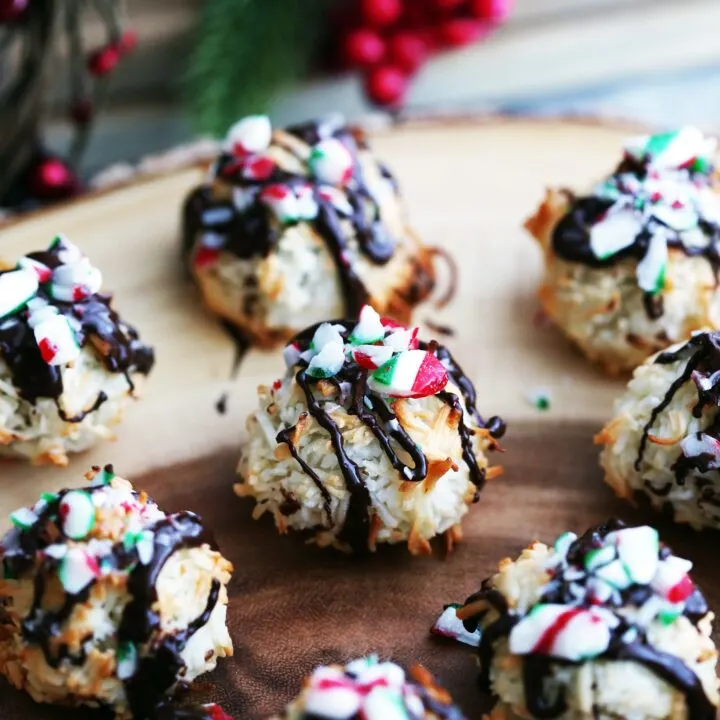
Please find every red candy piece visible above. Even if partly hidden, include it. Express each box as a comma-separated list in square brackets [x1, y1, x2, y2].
[344, 28, 386, 68]
[365, 65, 409, 107]
[360, 0, 402, 27]
[208, 706, 234, 720]
[243, 155, 276, 181]
[667, 575, 694, 604]
[193, 246, 220, 270]
[72, 286, 89, 302]
[388, 32, 428, 74]
[38, 338, 58, 364]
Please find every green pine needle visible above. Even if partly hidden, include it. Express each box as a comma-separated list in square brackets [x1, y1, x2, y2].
[187, 0, 333, 136]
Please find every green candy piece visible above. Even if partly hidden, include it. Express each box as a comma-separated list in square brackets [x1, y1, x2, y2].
[10, 507, 38, 531]
[644, 130, 678, 159]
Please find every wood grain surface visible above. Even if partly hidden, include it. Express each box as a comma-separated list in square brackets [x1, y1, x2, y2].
[0, 118, 716, 719]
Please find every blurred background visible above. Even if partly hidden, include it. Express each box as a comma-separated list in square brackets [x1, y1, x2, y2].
[3, 0, 720, 208]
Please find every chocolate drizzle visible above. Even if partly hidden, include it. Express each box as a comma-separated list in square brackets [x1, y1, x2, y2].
[459, 521, 715, 719]
[275, 322, 504, 552]
[0, 481, 220, 718]
[636, 332, 720, 488]
[182, 119, 434, 320]
[551, 160, 720, 320]
[0, 244, 153, 420]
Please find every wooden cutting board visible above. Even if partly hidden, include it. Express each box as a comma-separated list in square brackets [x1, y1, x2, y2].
[1, 118, 717, 720]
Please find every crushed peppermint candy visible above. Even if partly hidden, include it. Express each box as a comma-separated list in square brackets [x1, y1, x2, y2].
[59, 547, 100, 595]
[451, 522, 704, 668]
[583, 127, 720, 299]
[285, 305, 448, 398]
[431, 604, 481, 647]
[225, 115, 272, 155]
[0, 268, 38, 320]
[295, 656, 458, 720]
[59, 490, 97, 540]
[308, 138, 354, 187]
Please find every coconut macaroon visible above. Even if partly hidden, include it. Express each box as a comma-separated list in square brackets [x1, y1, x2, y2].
[274, 655, 466, 720]
[182, 114, 437, 348]
[0, 234, 154, 465]
[597, 330, 720, 528]
[0, 467, 233, 719]
[236, 305, 504, 555]
[526, 126, 720, 375]
[450, 520, 718, 720]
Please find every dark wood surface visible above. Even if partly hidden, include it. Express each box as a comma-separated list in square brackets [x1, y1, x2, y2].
[2, 421, 718, 720]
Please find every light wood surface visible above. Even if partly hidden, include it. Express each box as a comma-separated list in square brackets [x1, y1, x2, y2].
[4, 118, 713, 720]
[0, 118, 632, 520]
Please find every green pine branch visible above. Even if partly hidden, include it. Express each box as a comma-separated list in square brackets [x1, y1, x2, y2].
[187, 0, 334, 136]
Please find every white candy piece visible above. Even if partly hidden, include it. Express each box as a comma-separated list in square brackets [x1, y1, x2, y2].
[260, 184, 298, 224]
[681, 432, 720, 467]
[226, 115, 272, 154]
[318, 185, 354, 216]
[432, 605, 481, 647]
[607, 525, 659, 586]
[59, 491, 96, 540]
[283, 342, 302, 369]
[307, 340, 346, 379]
[350, 305, 385, 345]
[636, 231, 668, 294]
[651, 555, 693, 598]
[589, 206, 640, 260]
[311, 322, 345, 353]
[363, 687, 408, 720]
[295, 184, 319, 220]
[59, 547, 98, 595]
[384, 328, 417, 352]
[304, 686, 361, 719]
[33, 312, 80, 366]
[309, 138, 354, 187]
[624, 127, 715, 170]
[17, 257, 52, 283]
[509, 604, 617, 661]
[51, 257, 103, 301]
[352, 344, 394, 369]
[0, 269, 38, 319]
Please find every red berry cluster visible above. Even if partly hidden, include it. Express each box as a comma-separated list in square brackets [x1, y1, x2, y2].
[340, 0, 512, 107]
[87, 30, 138, 78]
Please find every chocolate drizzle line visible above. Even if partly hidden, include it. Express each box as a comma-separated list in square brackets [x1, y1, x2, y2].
[551, 166, 720, 320]
[636, 332, 720, 489]
[459, 520, 714, 720]
[0, 483, 220, 719]
[182, 119, 435, 322]
[0, 244, 154, 421]
[275, 322, 504, 552]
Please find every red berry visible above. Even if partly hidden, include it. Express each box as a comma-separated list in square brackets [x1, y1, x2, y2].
[30, 158, 79, 200]
[69, 99, 94, 126]
[438, 18, 491, 47]
[118, 29, 139, 54]
[344, 28, 386, 68]
[360, 0, 402, 27]
[469, 0, 513, 22]
[87, 45, 121, 77]
[0, 0, 28, 23]
[388, 32, 428, 74]
[365, 65, 408, 107]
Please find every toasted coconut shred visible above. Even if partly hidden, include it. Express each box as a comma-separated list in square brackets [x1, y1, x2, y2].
[451, 521, 718, 719]
[0, 469, 232, 719]
[599, 331, 720, 529]
[182, 114, 440, 349]
[526, 127, 720, 376]
[0, 234, 154, 465]
[237, 306, 505, 554]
